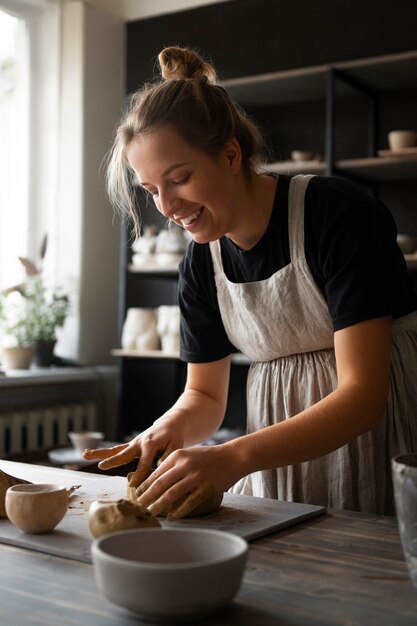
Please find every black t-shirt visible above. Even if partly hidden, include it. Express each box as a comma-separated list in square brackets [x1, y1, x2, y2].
[179, 174, 417, 363]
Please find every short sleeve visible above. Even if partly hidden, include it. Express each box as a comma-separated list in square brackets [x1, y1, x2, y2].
[305, 176, 417, 331]
[178, 242, 236, 362]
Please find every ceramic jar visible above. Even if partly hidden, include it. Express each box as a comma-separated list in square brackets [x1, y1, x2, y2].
[131, 226, 158, 266]
[155, 229, 190, 266]
[121, 308, 159, 351]
[157, 306, 180, 352]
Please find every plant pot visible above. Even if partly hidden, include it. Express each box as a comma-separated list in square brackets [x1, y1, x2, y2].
[1, 346, 34, 370]
[32, 340, 57, 368]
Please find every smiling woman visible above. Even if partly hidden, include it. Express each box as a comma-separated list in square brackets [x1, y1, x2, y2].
[86, 45, 417, 520]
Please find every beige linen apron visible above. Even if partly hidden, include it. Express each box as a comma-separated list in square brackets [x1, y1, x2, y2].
[209, 174, 417, 514]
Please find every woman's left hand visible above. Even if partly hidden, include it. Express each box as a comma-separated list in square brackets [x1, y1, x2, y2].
[135, 443, 240, 520]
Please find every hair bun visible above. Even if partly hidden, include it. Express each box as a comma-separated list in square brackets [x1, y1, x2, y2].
[158, 46, 217, 83]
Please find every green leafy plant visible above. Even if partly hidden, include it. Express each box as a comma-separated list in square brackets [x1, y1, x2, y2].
[0, 235, 70, 347]
[0, 291, 35, 347]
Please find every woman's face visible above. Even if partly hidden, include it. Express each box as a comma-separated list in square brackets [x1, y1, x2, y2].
[126, 125, 243, 244]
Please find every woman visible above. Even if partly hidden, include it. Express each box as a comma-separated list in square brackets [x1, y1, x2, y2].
[85, 46, 417, 518]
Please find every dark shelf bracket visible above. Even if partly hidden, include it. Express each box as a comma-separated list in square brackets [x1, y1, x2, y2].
[325, 66, 380, 180]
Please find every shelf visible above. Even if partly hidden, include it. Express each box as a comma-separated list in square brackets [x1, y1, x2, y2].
[222, 50, 417, 106]
[111, 349, 251, 365]
[338, 154, 417, 182]
[264, 160, 326, 175]
[112, 348, 179, 360]
[264, 153, 417, 182]
[128, 263, 179, 277]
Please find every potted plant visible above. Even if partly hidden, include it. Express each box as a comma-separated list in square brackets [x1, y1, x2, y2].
[24, 274, 70, 367]
[0, 235, 71, 369]
[0, 290, 36, 369]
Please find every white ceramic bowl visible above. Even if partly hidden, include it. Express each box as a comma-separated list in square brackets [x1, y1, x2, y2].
[91, 528, 248, 621]
[388, 130, 417, 151]
[68, 431, 104, 452]
[5, 484, 68, 534]
[397, 233, 417, 255]
[290, 150, 316, 162]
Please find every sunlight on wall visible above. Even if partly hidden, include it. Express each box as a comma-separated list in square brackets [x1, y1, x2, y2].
[0, 9, 28, 290]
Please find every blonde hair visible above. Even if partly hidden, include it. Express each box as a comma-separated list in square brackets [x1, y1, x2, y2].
[106, 46, 267, 238]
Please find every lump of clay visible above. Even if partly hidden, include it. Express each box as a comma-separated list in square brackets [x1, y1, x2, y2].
[127, 472, 223, 518]
[0, 470, 31, 518]
[88, 498, 161, 539]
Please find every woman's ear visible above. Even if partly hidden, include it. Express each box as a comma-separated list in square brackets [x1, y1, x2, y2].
[224, 137, 242, 173]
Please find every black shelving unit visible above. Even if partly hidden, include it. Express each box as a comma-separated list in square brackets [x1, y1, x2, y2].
[115, 50, 417, 439]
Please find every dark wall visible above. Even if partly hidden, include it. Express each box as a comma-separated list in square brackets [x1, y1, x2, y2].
[127, 0, 417, 90]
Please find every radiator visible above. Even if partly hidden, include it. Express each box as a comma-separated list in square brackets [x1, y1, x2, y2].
[0, 402, 98, 456]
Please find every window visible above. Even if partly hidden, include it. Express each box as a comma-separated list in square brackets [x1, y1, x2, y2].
[0, 6, 28, 289]
[0, 0, 60, 292]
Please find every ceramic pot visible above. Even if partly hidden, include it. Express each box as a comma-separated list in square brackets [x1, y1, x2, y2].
[5, 484, 68, 534]
[121, 308, 159, 351]
[157, 306, 180, 352]
[392, 453, 417, 588]
[388, 130, 417, 151]
[32, 339, 57, 368]
[290, 150, 316, 162]
[1, 346, 34, 370]
[68, 431, 104, 453]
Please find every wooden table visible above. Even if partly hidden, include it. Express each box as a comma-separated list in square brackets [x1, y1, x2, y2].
[0, 461, 416, 626]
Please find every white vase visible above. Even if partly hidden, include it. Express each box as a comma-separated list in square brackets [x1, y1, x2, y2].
[121, 308, 159, 351]
[157, 306, 180, 353]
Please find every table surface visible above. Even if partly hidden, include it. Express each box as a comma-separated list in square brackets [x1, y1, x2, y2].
[0, 461, 416, 626]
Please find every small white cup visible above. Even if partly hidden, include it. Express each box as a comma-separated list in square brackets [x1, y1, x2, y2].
[68, 431, 104, 453]
[290, 150, 316, 162]
[388, 130, 417, 151]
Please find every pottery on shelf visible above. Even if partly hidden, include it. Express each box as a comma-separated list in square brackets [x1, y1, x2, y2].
[131, 226, 158, 266]
[397, 233, 417, 255]
[388, 130, 417, 151]
[290, 150, 317, 162]
[121, 308, 160, 351]
[155, 229, 190, 266]
[157, 305, 180, 352]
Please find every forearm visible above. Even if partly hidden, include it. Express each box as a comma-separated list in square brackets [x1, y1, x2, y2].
[154, 388, 225, 446]
[224, 382, 388, 477]
[153, 356, 231, 446]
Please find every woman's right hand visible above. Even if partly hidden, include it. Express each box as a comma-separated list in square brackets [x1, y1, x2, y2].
[82, 417, 185, 488]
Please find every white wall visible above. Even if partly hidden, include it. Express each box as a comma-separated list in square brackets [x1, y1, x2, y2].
[83, 0, 232, 21]
[123, 0, 232, 21]
[56, 1, 124, 365]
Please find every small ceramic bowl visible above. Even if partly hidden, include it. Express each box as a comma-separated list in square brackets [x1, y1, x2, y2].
[397, 233, 417, 255]
[68, 431, 104, 452]
[91, 528, 248, 621]
[388, 130, 417, 151]
[5, 484, 68, 534]
[290, 150, 316, 162]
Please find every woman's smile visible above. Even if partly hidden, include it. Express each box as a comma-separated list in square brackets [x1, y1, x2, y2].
[177, 206, 204, 230]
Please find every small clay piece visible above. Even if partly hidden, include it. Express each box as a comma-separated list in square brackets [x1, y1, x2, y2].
[88, 499, 161, 539]
[127, 472, 223, 518]
[0, 469, 31, 518]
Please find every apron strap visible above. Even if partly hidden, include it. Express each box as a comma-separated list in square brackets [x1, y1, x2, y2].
[288, 174, 315, 261]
